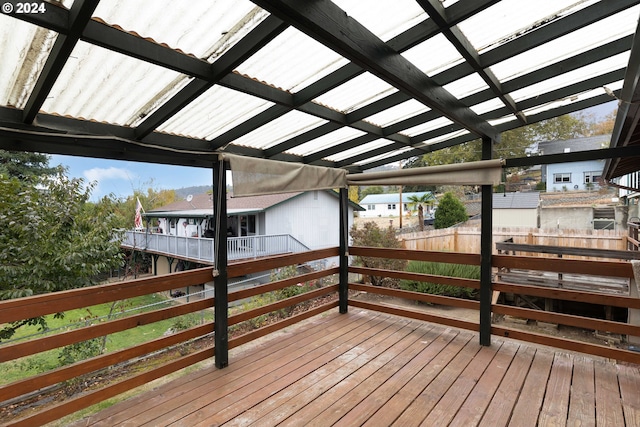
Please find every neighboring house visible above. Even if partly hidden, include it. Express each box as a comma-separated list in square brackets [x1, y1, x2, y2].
[359, 192, 435, 218]
[492, 192, 540, 227]
[145, 190, 364, 251]
[538, 135, 609, 192]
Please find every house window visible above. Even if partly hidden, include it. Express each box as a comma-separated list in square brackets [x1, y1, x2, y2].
[584, 171, 601, 184]
[387, 204, 396, 210]
[367, 204, 375, 210]
[554, 173, 571, 183]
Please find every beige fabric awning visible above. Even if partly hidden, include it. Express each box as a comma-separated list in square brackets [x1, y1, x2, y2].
[223, 154, 504, 197]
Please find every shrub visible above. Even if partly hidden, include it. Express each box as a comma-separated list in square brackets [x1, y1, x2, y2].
[350, 221, 407, 287]
[399, 260, 478, 299]
[434, 192, 467, 229]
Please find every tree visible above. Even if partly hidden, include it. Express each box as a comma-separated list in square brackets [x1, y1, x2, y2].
[434, 192, 468, 229]
[350, 221, 407, 287]
[360, 185, 384, 199]
[0, 172, 124, 341]
[113, 187, 177, 229]
[406, 193, 435, 231]
[0, 150, 59, 181]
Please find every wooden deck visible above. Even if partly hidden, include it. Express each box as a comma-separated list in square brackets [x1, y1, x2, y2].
[70, 309, 640, 427]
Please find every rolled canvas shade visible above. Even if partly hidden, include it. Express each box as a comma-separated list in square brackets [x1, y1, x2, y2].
[346, 159, 505, 186]
[224, 154, 504, 196]
[223, 153, 348, 197]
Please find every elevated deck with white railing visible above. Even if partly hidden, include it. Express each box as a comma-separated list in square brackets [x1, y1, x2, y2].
[120, 230, 310, 263]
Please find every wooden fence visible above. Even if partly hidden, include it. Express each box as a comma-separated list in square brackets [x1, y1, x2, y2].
[400, 227, 627, 256]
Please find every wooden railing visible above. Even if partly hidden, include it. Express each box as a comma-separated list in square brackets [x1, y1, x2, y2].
[347, 246, 639, 365]
[3, 245, 640, 425]
[0, 248, 338, 426]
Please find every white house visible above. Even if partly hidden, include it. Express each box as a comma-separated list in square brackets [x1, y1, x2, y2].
[145, 190, 364, 251]
[538, 136, 608, 192]
[359, 192, 435, 218]
[492, 192, 540, 227]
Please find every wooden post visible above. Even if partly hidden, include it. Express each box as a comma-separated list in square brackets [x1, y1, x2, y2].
[339, 188, 349, 313]
[213, 160, 229, 368]
[479, 136, 494, 346]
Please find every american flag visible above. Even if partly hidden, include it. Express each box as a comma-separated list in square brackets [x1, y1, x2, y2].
[134, 197, 144, 229]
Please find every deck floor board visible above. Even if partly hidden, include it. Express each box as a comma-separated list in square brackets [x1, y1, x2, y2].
[69, 309, 640, 427]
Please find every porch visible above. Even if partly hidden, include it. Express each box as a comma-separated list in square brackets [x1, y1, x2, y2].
[2, 246, 639, 426]
[68, 309, 640, 427]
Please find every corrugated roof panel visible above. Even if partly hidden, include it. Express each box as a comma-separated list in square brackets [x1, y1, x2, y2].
[158, 85, 274, 140]
[402, 33, 464, 77]
[333, 0, 426, 42]
[470, 98, 505, 116]
[458, 0, 596, 55]
[0, 15, 58, 108]
[286, 127, 366, 157]
[419, 129, 471, 147]
[443, 73, 489, 99]
[402, 116, 455, 137]
[42, 41, 186, 126]
[93, 0, 261, 60]
[313, 72, 397, 114]
[325, 138, 396, 162]
[354, 146, 414, 166]
[235, 27, 348, 92]
[520, 85, 622, 118]
[364, 99, 430, 128]
[510, 52, 630, 103]
[490, 7, 639, 83]
[232, 110, 327, 150]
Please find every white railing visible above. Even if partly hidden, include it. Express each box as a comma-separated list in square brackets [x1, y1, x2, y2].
[121, 231, 310, 262]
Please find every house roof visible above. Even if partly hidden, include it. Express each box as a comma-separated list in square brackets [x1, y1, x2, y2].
[1, 1, 639, 182]
[147, 189, 363, 217]
[493, 192, 540, 209]
[538, 135, 611, 156]
[360, 192, 434, 205]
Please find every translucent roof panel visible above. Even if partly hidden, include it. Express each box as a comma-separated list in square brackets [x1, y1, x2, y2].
[93, 0, 263, 61]
[402, 33, 464, 77]
[419, 129, 471, 147]
[232, 110, 327, 150]
[313, 72, 396, 114]
[333, 0, 426, 42]
[354, 146, 414, 166]
[402, 117, 455, 138]
[286, 127, 366, 157]
[519, 83, 623, 118]
[458, 0, 597, 55]
[364, 100, 430, 128]
[470, 98, 507, 116]
[325, 138, 398, 162]
[443, 73, 489, 100]
[236, 27, 349, 92]
[158, 86, 274, 140]
[0, 15, 58, 108]
[490, 6, 640, 83]
[42, 41, 187, 126]
[509, 52, 630, 104]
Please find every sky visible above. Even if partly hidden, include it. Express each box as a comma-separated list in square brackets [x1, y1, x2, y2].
[49, 101, 618, 202]
[49, 155, 214, 201]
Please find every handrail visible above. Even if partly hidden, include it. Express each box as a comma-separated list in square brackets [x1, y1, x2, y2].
[120, 230, 311, 263]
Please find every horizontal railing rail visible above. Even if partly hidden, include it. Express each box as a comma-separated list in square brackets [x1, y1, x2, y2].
[347, 245, 640, 365]
[1, 248, 339, 426]
[121, 231, 311, 263]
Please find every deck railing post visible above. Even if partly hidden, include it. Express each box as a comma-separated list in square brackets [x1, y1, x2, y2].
[479, 136, 495, 346]
[339, 187, 349, 313]
[213, 159, 229, 368]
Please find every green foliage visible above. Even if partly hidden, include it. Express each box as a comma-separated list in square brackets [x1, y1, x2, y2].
[350, 221, 407, 287]
[399, 260, 478, 299]
[58, 338, 103, 366]
[434, 192, 468, 229]
[171, 313, 201, 331]
[0, 150, 59, 181]
[112, 187, 177, 230]
[360, 185, 385, 199]
[0, 172, 124, 340]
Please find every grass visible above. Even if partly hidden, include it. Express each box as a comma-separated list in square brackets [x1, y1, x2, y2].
[0, 293, 214, 385]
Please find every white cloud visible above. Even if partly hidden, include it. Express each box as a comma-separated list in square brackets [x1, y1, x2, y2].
[83, 167, 133, 183]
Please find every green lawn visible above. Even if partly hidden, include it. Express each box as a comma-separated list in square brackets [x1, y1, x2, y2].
[0, 293, 213, 385]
